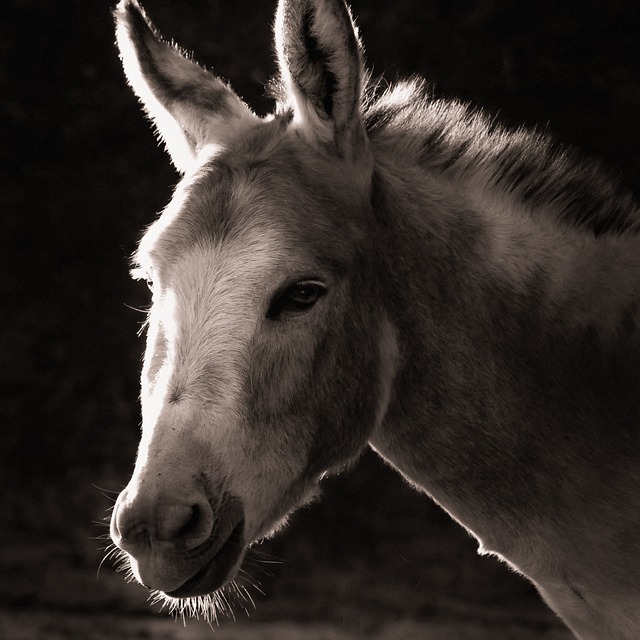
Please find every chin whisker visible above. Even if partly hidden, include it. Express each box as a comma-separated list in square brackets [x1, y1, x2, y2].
[145, 567, 263, 627]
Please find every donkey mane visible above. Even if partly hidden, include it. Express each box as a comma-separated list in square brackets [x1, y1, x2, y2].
[363, 78, 640, 237]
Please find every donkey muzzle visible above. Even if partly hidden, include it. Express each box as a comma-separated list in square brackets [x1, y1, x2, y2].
[111, 485, 245, 596]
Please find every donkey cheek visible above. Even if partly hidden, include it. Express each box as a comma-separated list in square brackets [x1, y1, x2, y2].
[246, 347, 314, 416]
[303, 366, 380, 476]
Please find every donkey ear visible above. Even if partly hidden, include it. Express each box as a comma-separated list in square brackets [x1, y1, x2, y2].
[114, 0, 257, 173]
[275, 0, 368, 159]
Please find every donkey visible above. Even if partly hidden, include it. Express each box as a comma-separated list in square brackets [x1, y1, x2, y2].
[109, 0, 640, 637]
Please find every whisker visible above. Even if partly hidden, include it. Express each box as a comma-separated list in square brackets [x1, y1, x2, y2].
[91, 483, 122, 496]
[124, 302, 151, 315]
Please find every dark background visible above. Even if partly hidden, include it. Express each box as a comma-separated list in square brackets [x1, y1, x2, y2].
[2, 0, 639, 638]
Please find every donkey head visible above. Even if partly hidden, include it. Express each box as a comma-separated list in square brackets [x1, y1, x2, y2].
[110, 0, 397, 610]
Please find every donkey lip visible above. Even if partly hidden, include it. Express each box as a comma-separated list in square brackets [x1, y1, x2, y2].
[165, 518, 245, 598]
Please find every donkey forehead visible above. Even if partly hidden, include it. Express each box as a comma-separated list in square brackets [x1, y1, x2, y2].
[136, 140, 365, 279]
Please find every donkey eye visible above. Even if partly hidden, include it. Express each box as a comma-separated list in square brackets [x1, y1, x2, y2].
[267, 280, 326, 319]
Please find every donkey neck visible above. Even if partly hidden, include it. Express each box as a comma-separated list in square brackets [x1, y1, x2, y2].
[367, 154, 640, 546]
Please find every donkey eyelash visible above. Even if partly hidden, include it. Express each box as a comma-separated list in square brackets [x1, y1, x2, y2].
[130, 267, 148, 281]
[130, 265, 156, 290]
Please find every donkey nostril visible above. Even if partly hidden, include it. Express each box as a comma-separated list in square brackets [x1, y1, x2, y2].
[111, 497, 151, 553]
[157, 501, 213, 549]
[176, 505, 199, 538]
[157, 504, 195, 541]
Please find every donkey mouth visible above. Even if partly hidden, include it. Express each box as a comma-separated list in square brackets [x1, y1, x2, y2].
[165, 518, 245, 598]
